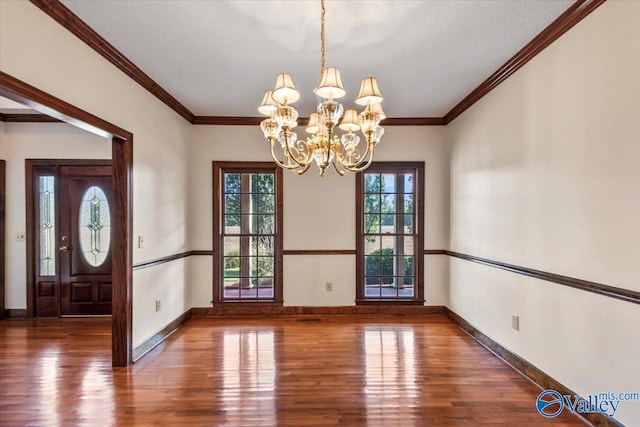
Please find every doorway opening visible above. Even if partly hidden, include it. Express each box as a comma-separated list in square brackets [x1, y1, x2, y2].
[1, 71, 133, 366]
[26, 159, 113, 317]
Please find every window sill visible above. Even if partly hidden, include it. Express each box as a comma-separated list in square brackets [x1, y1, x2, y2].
[213, 300, 283, 305]
[355, 299, 425, 306]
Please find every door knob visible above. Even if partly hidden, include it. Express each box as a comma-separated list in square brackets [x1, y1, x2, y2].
[59, 245, 69, 252]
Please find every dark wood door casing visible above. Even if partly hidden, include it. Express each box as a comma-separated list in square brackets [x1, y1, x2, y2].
[0, 161, 5, 319]
[26, 160, 113, 317]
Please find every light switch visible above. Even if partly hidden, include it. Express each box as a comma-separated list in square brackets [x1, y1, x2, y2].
[138, 235, 144, 249]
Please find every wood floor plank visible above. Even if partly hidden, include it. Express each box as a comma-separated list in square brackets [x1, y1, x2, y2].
[0, 315, 586, 426]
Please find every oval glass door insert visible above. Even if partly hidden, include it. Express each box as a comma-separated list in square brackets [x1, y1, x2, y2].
[79, 185, 111, 267]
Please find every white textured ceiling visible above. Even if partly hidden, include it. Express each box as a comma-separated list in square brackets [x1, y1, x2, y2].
[59, 0, 573, 118]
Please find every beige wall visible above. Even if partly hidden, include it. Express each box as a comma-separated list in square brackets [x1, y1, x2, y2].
[188, 125, 450, 307]
[447, 2, 640, 424]
[0, 1, 192, 346]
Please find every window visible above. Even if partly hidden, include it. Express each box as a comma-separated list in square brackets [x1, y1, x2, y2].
[356, 162, 424, 304]
[78, 185, 111, 267]
[213, 162, 283, 304]
[38, 175, 56, 276]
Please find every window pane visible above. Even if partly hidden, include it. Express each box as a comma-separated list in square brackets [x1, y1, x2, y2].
[39, 176, 55, 276]
[223, 256, 240, 274]
[364, 235, 381, 256]
[256, 236, 275, 257]
[402, 256, 415, 283]
[258, 277, 274, 299]
[403, 236, 414, 256]
[365, 282, 382, 298]
[380, 194, 395, 213]
[224, 215, 241, 234]
[403, 194, 413, 214]
[224, 173, 241, 191]
[364, 194, 380, 213]
[381, 236, 395, 251]
[404, 214, 414, 234]
[365, 255, 381, 277]
[364, 173, 381, 193]
[78, 185, 111, 267]
[251, 173, 274, 194]
[257, 256, 273, 276]
[402, 287, 415, 297]
[223, 282, 240, 299]
[381, 214, 395, 230]
[381, 174, 395, 193]
[403, 174, 414, 193]
[364, 214, 380, 235]
[223, 236, 240, 256]
[256, 193, 274, 214]
[253, 214, 274, 235]
[224, 194, 240, 213]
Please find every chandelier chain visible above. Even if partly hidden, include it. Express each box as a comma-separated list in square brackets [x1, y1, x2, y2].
[320, 0, 326, 76]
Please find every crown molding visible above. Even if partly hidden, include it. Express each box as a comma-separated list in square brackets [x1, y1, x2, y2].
[31, 0, 605, 127]
[192, 116, 263, 126]
[29, 0, 194, 123]
[383, 117, 446, 126]
[443, 0, 606, 124]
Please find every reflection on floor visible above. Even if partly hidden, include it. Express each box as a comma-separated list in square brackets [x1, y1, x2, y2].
[0, 315, 584, 425]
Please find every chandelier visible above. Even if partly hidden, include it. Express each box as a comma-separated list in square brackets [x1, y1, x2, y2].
[258, 0, 385, 176]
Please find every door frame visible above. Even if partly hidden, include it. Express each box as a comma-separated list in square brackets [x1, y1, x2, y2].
[0, 160, 5, 320]
[26, 159, 113, 317]
[0, 71, 133, 367]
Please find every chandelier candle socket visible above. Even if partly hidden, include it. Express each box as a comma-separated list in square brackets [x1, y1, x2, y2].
[258, 0, 385, 176]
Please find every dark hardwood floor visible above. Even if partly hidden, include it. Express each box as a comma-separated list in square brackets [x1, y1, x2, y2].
[0, 315, 585, 426]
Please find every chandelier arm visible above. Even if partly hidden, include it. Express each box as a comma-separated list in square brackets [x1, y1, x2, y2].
[294, 139, 315, 164]
[281, 130, 312, 169]
[270, 140, 305, 170]
[334, 131, 372, 169]
[356, 132, 373, 163]
[330, 139, 347, 176]
[332, 158, 347, 176]
[295, 161, 313, 176]
[344, 142, 377, 173]
[333, 140, 359, 167]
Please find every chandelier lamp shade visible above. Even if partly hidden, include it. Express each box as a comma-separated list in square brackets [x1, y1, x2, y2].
[258, 0, 385, 176]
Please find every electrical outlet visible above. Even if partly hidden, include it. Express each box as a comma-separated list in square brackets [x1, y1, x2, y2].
[138, 235, 144, 249]
[155, 300, 161, 312]
[15, 232, 26, 241]
[512, 315, 519, 331]
[325, 282, 333, 291]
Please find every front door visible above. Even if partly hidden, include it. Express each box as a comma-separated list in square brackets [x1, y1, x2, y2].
[59, 165, 113, 315]
[29, 161, 113, 317]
